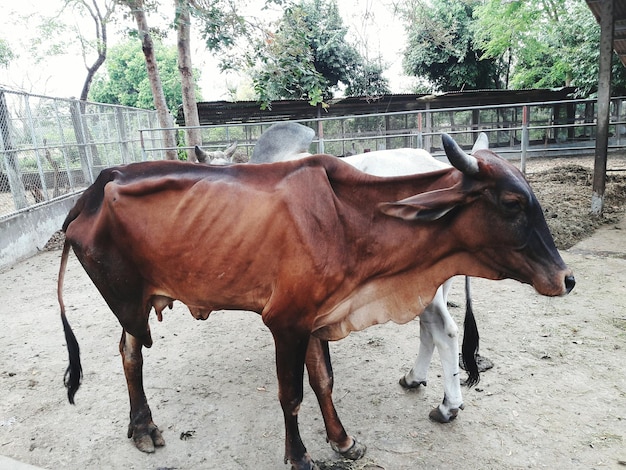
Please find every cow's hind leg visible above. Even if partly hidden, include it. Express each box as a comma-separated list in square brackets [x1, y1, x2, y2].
[272, 330, 315, 470]
[119, 330, 165, 452]
[306, 337, 366, 460]
[420, 306, 463, 423]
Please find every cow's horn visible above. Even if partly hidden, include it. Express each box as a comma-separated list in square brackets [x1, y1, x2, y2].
[442, 133, 479, 175]
[471, 132, 489, 153]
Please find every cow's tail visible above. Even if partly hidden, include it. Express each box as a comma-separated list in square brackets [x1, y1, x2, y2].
[461, 276, 480, 387]
[58, 238, 83, 404]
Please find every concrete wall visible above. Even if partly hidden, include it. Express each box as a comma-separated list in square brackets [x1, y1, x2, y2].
[0, 193, 81, 270]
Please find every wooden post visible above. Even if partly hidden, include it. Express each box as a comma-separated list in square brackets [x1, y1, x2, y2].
[591, 0, 615, 215]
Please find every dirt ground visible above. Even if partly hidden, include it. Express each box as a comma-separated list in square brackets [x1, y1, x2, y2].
[1, 155, 626, 470]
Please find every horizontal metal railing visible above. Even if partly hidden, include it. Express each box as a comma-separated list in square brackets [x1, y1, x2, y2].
[141, 96, 626, 168]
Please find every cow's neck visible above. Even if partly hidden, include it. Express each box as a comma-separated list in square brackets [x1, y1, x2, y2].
[311, 217, 460, 341]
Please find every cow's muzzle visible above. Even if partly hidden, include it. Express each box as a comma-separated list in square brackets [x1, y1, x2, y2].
[564, 274, 576, 294]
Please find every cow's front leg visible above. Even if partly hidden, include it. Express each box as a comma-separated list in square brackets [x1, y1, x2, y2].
[119, 330, 164, 452]
[306, 336, 366, 461]
[272, 330, 315, 470]
[399, 306, 437, 389]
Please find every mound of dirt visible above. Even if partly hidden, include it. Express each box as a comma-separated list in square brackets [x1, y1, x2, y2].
[42, 230, 65, 251]
[528, 162, 626, 249]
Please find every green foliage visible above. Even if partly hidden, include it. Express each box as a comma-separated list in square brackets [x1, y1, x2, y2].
[0, 38, 14, 68]
[473, 0, 626, 96]
[20, 15, 72, 66]
[250, 0, 389, 108]
[252, 5, 328, 107]
[189, 0, 248, 52]
[474, 0, 565, 89]
[402, 0, 502, 92]
[88, 39, 200, 112]
[344, 62, 390, 97]
[402, 0, 626, 97]
[550, 0, 626, 96]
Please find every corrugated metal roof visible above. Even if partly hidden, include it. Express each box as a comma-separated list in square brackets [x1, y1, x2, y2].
[179, 88, 576, 126]
[586, 0, 626, 66]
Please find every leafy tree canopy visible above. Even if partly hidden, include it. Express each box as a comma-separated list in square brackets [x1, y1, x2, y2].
[249, 0, 389, 108]
[473, 0, 626, 96]
[186, 0, 249, 52]
[402, 0, 626, 97]
[89, 38, 200, 112]
[401, 0, 503, 92]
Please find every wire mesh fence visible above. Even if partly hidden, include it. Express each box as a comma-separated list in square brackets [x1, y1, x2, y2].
[0, 88, 160, 219]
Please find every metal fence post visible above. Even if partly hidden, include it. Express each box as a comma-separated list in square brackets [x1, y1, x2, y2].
[70, 100, 94, 185]
[424, 104, 432, 152]
[24, 94, 50, 201]
[0, 90, 28, 210]
[53, 100, 75, 192]
[317, 106, 325, 154]
[417, 112, 423, 149]
[116, 107, 130, 164]
[139, 129, 148, 161]
[616, 98, 622, 147]
[521, 105, 529, 174]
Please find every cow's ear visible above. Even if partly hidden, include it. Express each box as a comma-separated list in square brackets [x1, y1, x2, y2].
[379, 185, 472, 222]
[379, 201, 456, 221]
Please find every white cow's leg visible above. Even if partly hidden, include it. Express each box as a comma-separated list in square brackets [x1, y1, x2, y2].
[399, 285, 464, 423]
[427, 311, 464, 423]
[439, 279, 458, 338]
[429, 281, 464, 422]
[399, 286, 453, 388]
[399, 306, 436, 388]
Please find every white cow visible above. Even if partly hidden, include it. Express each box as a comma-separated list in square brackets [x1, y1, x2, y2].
[247, 122, 488, 423]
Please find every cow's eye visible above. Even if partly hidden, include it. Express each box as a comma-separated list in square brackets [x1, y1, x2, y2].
[501, 197, 524, 214]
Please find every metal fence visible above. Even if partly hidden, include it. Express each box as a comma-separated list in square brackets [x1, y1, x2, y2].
[0, 88, 160, 218]
[4, 89, 626, 220]
[144, 96, 626, 168]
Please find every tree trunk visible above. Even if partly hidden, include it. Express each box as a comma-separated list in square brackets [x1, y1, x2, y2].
[124, 0, 178, 160]
[77, 0, 114, 103]
[176, 0, 202, 161]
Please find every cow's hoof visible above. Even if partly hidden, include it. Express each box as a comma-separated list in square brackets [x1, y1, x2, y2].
[399, 375, 426, 389]
[133, 433, 156, 453]
[429, 406, 460, 424]
[290, 463, 318, 470]
[289, 454, 317, 470]
[128, 423, 165, 453]
[459, 353, 494, 372]
[331, 436, 367, 460]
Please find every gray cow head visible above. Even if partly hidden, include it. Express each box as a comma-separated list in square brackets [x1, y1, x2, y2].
[194, 142, 241, 164]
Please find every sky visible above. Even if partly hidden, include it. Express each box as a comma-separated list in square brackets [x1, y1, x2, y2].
[0, 0, 412, 101]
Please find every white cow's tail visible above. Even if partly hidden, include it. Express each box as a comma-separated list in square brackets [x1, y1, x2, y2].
[461, 276, 480, 387]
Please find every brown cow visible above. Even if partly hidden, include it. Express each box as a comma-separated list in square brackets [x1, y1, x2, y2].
[58, 133, 574, 470]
